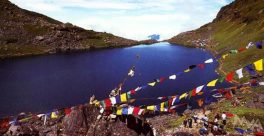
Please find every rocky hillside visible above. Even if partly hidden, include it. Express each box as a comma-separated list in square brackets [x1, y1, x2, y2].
[168, 0, 264, 78]
[0, 0, 157, 58]
[0, 104, 154, 136]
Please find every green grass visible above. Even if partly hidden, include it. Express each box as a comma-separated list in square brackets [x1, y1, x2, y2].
[0, 44, 52, 58]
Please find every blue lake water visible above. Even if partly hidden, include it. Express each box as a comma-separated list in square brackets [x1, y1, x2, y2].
[0, 42, 230, 117]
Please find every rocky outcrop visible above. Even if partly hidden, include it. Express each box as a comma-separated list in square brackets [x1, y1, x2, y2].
[0, 0, 158, 58]
[1, 104, 153, 136]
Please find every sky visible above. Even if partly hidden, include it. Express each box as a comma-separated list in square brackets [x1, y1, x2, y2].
[10, 0, 233, 41]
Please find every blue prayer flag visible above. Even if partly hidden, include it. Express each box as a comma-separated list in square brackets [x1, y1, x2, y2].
[245, 64, 256, 75]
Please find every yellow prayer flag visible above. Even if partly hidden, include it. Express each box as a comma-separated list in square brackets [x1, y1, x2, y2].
[184, 69, 190, 73]
[179, 93, 188, 100]
[222, 54, 229, 59]
[51, 112, 58, 119]
[148, 82, 156, 86]
[207, 79, 218, 87]
[254, 59, 263, 71]
[120, 93, 127, 102]
[147, 105, 155, 111]
[160, 102, 165, 112]
[116, 109, 122, 115]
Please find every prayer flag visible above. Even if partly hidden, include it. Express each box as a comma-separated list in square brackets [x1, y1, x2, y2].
[157, 96, 166, 100]
[245, 64, 256, 75]
[122, 108, 128, 115]
[116, 109, 122, 115]
[218, 76, 225, 83]
[204, 58, 213, 63]
[133, 107, 140, 115]
[128, 69, 135, 77]
[135, 87, 142, 92]
[253, 59, 263, 71]
[256, 41, 263, 49]
[115, 96, 121, 104]
[130, 89, 136, 94]
[172, 97, 180, 105]
[51, 111, 58, 119]
[169, 75, 176, 80]
[179, 93, 188, 100]
[128, 107, 134, 115]
[104, 98, 112, 107]
[225, 72, 235, 82]
[100, 101, 105, 107]
[160, 102, 165, 112]
[127, 92, 132, 99]
[235, 128, 245, 134]
[184, 69, 190, 72]
[238, 47, 246, 52]
[147, 105, 155, 111]
[120, 93, 127, 102]
[155, 105, 160, 111]
[230, 50, 238, 54]
[222, 54, 229, 59]
[235, 68, 243, 79]
[246, 42, 254, 49]
[195, 85, 204, 94]
[138, 109, 144, 115]
[226, 112, 235, 118]
[148, 82, 156, 86]
[189, 65, 197, 69]
[110, 97, 117, 105]
[197, 63, 205, 69]
[207, 79, 218, 87]
[158, 77, 166, 83]
[225, 90, 233, 99]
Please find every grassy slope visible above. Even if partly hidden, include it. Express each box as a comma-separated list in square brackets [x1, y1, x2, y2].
[169, 0, 264, 80]
[166, 0, 264, 133]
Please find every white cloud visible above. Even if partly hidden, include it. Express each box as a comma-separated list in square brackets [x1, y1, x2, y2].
[10, 0, 233, 40]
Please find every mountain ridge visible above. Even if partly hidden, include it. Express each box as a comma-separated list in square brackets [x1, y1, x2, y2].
[0, 0, 157, 58]
[168, 0, 264, 78]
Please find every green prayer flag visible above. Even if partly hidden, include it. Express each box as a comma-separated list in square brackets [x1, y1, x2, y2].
[164, 101, 168, 108]
[218, 76, 225, 83]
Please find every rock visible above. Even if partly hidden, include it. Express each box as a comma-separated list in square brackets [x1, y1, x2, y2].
[35, 36, 44, 41]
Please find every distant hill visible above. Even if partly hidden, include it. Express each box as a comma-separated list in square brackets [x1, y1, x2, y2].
[168, 0, 264, 78]
[0, 0, 157, 58]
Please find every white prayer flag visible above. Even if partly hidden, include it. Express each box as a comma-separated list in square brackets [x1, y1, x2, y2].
[169, 75, 176, 80]
[128, 107, 134, 115]
[204, 58, 213, 63]
[235, 68, 243, 79]
[196, 85, 204, 94]
[110, 97, 116, 105]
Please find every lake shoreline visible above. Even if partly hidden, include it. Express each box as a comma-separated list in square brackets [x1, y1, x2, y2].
[0, 40, 159, 60]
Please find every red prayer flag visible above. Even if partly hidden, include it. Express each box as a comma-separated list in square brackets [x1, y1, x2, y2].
[225, 91, 233, 99]
[64, 108, 72, 115]
[238, 47, 246, 52]
[133, 107, 140, 115]
[130, 89, 136, 94]
[197, 64, 205, 69]
[104, 99, 112, 107]
[191, 89, 196, 96]
[159, 77, 166, 83]
[226, 72, 235, 82]
[226, 112, 235, 118]
[0, 118, 9, 129]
